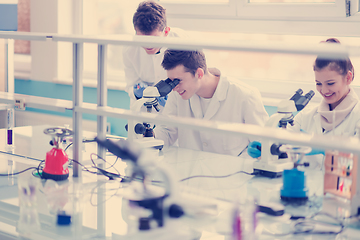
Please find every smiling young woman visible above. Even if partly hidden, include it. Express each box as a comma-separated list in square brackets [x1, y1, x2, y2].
[291, 38, 360, 136]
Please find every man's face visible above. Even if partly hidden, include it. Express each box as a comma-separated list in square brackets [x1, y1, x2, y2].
[135, 27, 169, 55]
[167, 65, 200, 100]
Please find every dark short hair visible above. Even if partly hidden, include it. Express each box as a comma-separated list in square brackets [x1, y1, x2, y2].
[133, 1, 167, 35]
[314, 38, 354, 80]
[162, 50, 207, 75]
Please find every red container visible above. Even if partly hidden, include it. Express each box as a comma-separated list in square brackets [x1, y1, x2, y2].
[42, 148, 69, 181]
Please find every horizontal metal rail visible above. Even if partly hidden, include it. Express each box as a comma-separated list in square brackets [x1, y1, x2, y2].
[0, 32, 49, 41]
[1, 31, 360, 176]
[51, 33, 360, 58]
[0, 92, 72, 112]
[77, 104, 360, 157]
[0, 31, 359, 57]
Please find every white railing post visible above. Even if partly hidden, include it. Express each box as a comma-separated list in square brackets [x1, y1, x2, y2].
[96, 43, 107, 236]
[4, 39, 14, 94]
[97, 44, 107, 162]
[72, 42, 83, 178]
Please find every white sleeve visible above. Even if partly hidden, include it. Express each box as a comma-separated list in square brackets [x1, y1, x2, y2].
[154, 92, 179, 146]
[123, 47, 139, 101]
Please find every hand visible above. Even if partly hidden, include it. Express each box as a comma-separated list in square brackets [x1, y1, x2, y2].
[133, 82, 150, 99]
[247, 141, 261, 158]
[156, 95, 168, 107]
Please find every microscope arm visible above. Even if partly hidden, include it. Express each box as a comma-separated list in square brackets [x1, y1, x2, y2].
[130, 98, 149, 112]
[265, 112, 292, 128]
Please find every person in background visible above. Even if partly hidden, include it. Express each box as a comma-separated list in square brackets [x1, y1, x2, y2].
[123, 0, 186, 108]
[154, 49, 269, 156]
[291, 38, 359, 136]
[248, 38, 360, 158]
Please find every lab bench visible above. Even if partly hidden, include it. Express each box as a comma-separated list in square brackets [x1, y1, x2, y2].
[0, 125, 359, 240]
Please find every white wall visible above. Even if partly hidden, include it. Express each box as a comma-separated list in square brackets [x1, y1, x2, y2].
[30, 0, 73, 82]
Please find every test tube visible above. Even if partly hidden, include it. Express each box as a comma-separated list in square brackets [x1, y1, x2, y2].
[6, 107, 14, 151]
[6, 108, 15, 185]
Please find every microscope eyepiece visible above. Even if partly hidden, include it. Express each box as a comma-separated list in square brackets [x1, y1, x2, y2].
[155, 78, 180, 97]
[293, 89, 315, 111]
[290, 89, 303, 101]
[168, 78, 180, 88]
[305, 90, 315, 99]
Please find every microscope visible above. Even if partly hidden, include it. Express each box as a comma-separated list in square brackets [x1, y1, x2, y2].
[127, 78, 180, 150]
[95, 137, 199, 239]
[253, 89, 315, 178]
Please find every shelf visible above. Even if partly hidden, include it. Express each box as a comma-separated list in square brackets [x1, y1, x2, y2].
[0, 92, 72, 112]
[16, 94, 72, 112]
[324, 189, 351, 200]
[325, 170, 353, 179]
[0, 31, 49, 41]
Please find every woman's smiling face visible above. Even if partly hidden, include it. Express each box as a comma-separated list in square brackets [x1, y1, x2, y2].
[315, 66, 352, 109]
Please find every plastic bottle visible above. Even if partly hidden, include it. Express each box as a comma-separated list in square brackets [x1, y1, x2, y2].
[17, 173, 41, 236]
[232, 196, 258, 240]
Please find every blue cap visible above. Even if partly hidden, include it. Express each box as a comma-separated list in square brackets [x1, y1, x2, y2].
[57, 213, 71, 225]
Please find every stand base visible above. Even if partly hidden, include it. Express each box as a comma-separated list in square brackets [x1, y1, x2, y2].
[133, 138, 164, 150]
[281, 195, 308, 204]
[41, 171, 69, 181]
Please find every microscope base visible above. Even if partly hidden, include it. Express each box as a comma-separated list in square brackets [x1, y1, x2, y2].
[253, 169, 282, 178]
[133, 138, 164, 150]
[253, 160, 293, 178]
[112, 219, 200, 240]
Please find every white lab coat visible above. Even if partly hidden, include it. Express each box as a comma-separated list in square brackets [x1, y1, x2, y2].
[154, 75, 269, 156]
[290, 94, 360, 167]
[122, 28, 187, 106]
[291, 99, 360, 137]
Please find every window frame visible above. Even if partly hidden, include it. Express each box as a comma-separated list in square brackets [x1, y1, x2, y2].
[236, 0, 347, 19]
[22, 0, 360, 108]
[159, 0, 354, 19]
[159, 0, 236, 17]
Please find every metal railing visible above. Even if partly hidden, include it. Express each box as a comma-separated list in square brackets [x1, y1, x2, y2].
[0, 31, 360, 178]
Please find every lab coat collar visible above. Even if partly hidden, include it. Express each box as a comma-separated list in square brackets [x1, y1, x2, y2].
[189, 75, 228, 120]
[211, 74, 228, 102]
[313, 114, 323, 134]
[204, 75, 228, 120]
[189, 95, 203, 119]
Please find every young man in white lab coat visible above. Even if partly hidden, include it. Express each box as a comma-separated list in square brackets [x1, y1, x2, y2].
[123, 1, 186, 108]
[154, 50, 269, 156]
